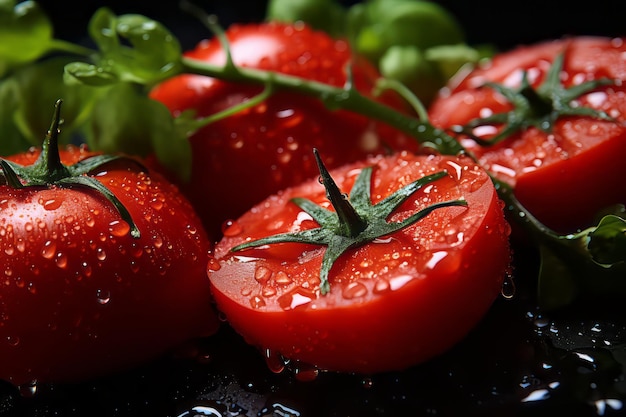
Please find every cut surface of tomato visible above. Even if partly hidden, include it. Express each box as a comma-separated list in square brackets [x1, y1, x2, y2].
[209, 151, 510, 374]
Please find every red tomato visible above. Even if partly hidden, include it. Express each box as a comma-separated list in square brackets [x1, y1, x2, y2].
[429, 36, 626, 233]
[208, 151, 510, 374]
[0, 142, 219, 386]
[149, 21, 417, 239]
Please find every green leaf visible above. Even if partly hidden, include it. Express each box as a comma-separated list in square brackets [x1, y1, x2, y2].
[0, 76, 30, 155]
[0, 0, 53, 68]
[83, 8, 183, 85]
[588, 215, 626, 266]
[83, 83, 191, 181]
[537, 243, 579, 311]
[266, 0, 346, 37]
[64, 61, 119, 86]
[349, 0, 465, 65]
[10, 57, 102, 147]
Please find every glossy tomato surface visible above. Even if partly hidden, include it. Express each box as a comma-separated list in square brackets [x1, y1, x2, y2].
[429, 36, 626, 233]
[0, 145, 219, 386]
[149, 22, 417, 239]
[209, 151, 511, 374]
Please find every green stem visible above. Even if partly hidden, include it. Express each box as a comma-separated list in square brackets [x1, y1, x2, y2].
[180, 57, 465, 155]
[48, 39, 95, 57]
[34, 99, 70, 181]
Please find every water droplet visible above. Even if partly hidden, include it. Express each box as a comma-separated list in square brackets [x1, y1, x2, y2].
[108, 220, 130, 237]
[55, 252, 68, 269]
[264, 348, 286, 373]
[274, 270, 292, 285]
[18, 380, 37, 398]
[342, 281, 368, 299]
[96, 248, 107, 261]
[207, 257, 221, 272]
[250, 295, 266, 309]
[41, 198, 62, 211]
[6, 335, 20, 347]
[96, 289, 111, 305]
[293, 363, 319, 382]
[277, 287, 314, 310]
[41, 240, 56, 259]
[222, 220, 242, 236]
[254, 266, 272, 283]
[175, 404, 224, 417]
[373, 279, 390, 294]
[150, 198, 164, 211]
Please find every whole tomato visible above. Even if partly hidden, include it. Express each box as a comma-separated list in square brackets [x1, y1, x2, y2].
[208, 150, 511, 375]
[149, 21, 417, 239]
[429, 36, 626, 233]
[0, 103, 219, 386]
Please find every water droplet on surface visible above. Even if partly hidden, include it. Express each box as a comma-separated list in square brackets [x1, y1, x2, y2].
[41, 240, 56, 259]
[293, 363, 319, 382]
[96, 248, 107, 261]
[250, 295, 266, 309]
[55, 252, 68, 269]
[41, 198, 62, 211]
[206, 257, 221, 272]
[342, 281, 367, 299]
[222, 220, 242, 237]
[108, 220, 130, 237]
[254, 266, 272, 283]
[277, 288, 315, 310]
[274, 270, 292, 285]
[264, 348, 286, 373]
[18, 380, 37, 398]
[96, 289, 111, 305]
[6, 335, 19, 347]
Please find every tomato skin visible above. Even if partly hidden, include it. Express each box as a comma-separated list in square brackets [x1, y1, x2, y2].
[149, 22, 417, 239]
[209, 152, 510, 374]
[0, 145, 219, 386]
[429, 36, 626, 233]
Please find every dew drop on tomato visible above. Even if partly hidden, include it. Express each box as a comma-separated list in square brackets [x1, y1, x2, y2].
[108, 220, 130, 237]
[221, 219, 242, 237]
[96, 289, 111, 305]
[96, 248, 107, 261]
[40, 197, 62, 211]
[342, 281, 368, 300]
[277, 287, 315, 310]
[40, 240, 56, 259]
[149, 199, 164, 211]
[54, 252, 68, 269]
[6, 336, 20, 347]
[249, 295, 265, 309]
[274, 270, 292, 285]
[253, 265, 271, 283]
[207, 256, 221, 272]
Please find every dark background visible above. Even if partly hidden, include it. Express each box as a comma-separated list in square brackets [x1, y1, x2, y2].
[42, 0, 626, 51]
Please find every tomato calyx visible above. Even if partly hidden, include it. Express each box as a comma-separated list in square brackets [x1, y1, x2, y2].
[231, 149, 467, 294]
[0, 100, 143, 238]
[451, 52, 617, 145]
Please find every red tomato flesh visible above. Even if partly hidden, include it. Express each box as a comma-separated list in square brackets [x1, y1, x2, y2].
[209, 152, 510, 374]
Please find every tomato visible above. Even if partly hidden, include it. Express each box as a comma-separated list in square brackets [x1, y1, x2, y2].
[429, 36, 626, 233]
[149, 21, 417, 239]
[208, 151, 510, 375]
[0, 106, 219, 386]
